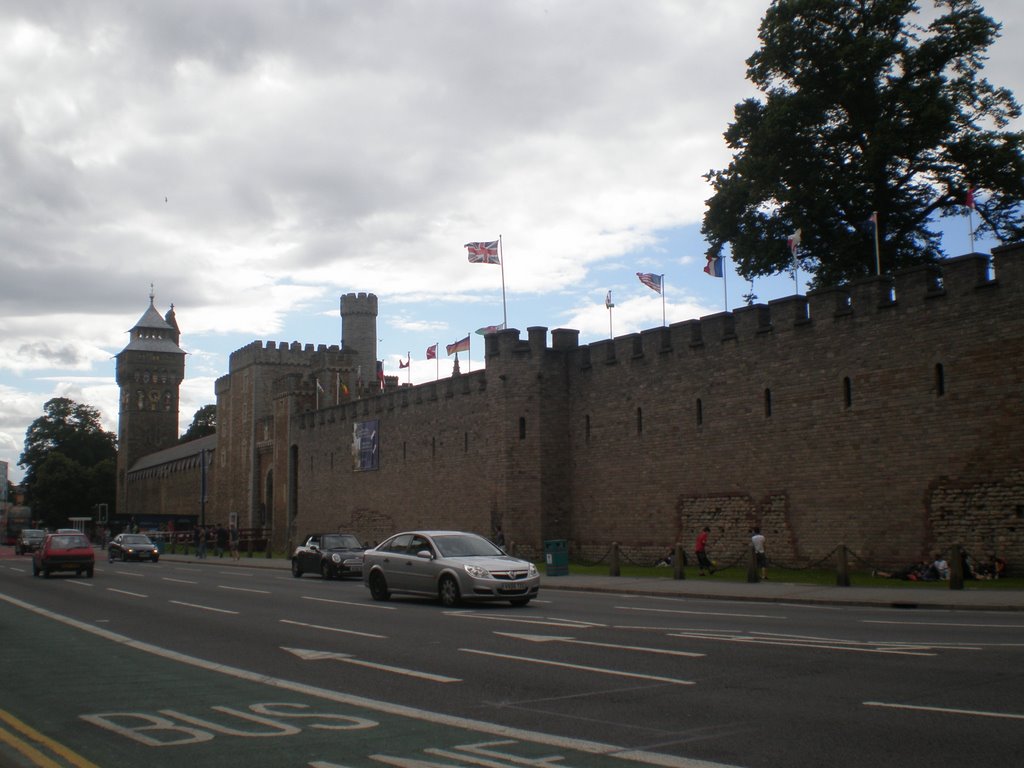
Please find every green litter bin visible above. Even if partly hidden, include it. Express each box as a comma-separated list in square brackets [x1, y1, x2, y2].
[544, 539, 569, 576]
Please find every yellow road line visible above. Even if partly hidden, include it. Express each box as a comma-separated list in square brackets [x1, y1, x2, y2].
[0, 709, 99, 768]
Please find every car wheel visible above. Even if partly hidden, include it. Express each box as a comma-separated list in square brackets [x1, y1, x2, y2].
[43, 568, 50, 578]
[509, 597, 531, 606]
[291, 559, 303, 578]
[438, 575, 461, 607]
[108, 552, 114, 563]
[32, 562, 39, 577]
[321, 562, 334, 580]
[368, 571, 390, 601]
[86, 567, 94, 578]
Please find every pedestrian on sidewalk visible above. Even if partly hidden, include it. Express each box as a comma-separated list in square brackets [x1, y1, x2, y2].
[751, 527, 767, 580]
[229, 522, 240, 560]
[696, 526, 714, 576]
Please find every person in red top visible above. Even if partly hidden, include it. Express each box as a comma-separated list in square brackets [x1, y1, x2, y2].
[695, 526, 714, 576]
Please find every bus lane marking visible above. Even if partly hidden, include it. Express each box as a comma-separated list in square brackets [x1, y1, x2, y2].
[302, 595, 396, 610]
[279, 619, 386, 639]
[496, 631, 706, 658]
[460, 648, 695, 685]
[283, 647, 461, 683]
[444, 611, 605, 629]
[1, 592, 736, 768]
[0, 708, 98, 768]
[169, 600, 238, 615]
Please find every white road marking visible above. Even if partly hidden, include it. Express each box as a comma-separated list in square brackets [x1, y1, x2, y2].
[169, 600, 238, 615]
[216, 570, 254, 577]
[282, 647, 460, 683]
[863, 619, 1024, 629]
[668, 631, 935, 656]
[444, 611, 605, 629]
[107, 588, 148, 598]
[460, 648, 695, 685]
[864, 701, 1024, 720]
[280, 619, 386, 639]
[110, 570, 146, 577]
[68, 579, 94, 587]
[161, 577, 197, 585]
[496, 631, 705, 658]
[617, 605, 786, 620]
[302, 595, 396, 610]
[218, 585, 271, 594]
[0, 592, 736, 767]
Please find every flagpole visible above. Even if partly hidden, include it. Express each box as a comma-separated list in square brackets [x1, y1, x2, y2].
[723, 255, 729, 311]
[873, 212, 881, 275]
[406, 352, 411, 385]
[499, 235, 508, 329]
[468, 334, 471, 373]
[606, 291, 614, 339]
[661, 274, 666, 327]
[335, 371, 340, 405]
[435, 343, 439, 381]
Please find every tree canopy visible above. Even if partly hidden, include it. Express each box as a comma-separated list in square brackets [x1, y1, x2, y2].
[18, 397, 117, 526]
[702, 0, 1024, 289]
[181, 404, 217, 442]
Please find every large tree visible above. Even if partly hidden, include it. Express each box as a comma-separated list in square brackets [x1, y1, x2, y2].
[180, 404, 216, 442]
[18, 397, 117, 526]
[702, 0, 1024, 289]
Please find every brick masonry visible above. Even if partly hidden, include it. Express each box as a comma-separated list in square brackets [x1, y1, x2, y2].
[123, 244, 1024, 571]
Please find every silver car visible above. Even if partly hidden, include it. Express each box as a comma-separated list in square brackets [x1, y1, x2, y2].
[363, 530, 540, 607]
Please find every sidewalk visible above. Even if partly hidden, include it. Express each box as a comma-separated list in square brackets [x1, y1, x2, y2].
[157, 552, 1024, 612]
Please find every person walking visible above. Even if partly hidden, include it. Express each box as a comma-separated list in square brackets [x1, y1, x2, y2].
[695, 526, 714, 576]
[751, 527, 767, 580]
[229, 522, 240, 560]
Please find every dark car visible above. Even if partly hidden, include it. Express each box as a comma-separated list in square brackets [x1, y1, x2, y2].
[108, 533, 160, 563]
[363, 530, 540, 606]
[32, 532, 95, 578]
[14, 529, 46, 555]
[291, 533, 364, 579]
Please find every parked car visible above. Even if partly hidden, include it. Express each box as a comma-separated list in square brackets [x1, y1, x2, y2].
[32, 532, 95, 578]
[14, 529, 46, 555]
[107, 533, 160, 562]
[291, 533, 365, 579]
[363, 530, 540, 607]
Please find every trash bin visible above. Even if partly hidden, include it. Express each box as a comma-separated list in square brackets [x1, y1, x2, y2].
[544, 539, 569, 576]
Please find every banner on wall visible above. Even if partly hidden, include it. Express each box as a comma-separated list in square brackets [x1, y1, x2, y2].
[352, 419, 380, 472]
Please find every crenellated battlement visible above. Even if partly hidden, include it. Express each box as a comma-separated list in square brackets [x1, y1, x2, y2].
[339, 292, 379, 316]
[228, 338, 348, 372]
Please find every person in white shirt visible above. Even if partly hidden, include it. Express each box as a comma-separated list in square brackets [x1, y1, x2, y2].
[751, 527, 767, 580]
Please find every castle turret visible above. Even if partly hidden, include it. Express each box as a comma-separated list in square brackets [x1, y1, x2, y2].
[340, 293, 378, 391]
[115, 290, 186, 516]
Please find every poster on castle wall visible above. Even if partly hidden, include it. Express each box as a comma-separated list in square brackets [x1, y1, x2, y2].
[352, 419, 379, 472]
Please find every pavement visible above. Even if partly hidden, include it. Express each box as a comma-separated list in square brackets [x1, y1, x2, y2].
[153, 550, 1024, 612]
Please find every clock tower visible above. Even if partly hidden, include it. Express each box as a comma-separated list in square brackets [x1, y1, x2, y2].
[115, 289, 186, 517]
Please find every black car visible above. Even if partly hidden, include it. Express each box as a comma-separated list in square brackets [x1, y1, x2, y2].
[291, 533, 364, 579]
[108, 533, 160, 562]
[14, 529, 46, 555]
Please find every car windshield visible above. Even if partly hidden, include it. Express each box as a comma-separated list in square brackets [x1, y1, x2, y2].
[23, 530, 45, 540]
[51, 535, 89, 550]
[432, 534, 503, 558]
[322, 534, 361, 549]
[122, 535, 153, 545]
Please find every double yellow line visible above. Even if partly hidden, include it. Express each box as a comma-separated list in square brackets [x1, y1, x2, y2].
[0, 709, 98, 768]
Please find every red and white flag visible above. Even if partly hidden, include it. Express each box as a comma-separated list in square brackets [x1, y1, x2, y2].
[465, 241, 500, 264]
[426, 344, 438, 360]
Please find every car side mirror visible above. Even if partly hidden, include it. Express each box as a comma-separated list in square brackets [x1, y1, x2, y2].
[416, 549, 433, 560]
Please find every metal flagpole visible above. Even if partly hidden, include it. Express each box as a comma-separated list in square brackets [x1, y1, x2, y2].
[661, 274, 666, 326]
[499, 235, 508, 329]
[723, 256, 729, 311]
[606, 291, 614, 338]
[468, 335, 471, 373]
[872, 212, 881, 275]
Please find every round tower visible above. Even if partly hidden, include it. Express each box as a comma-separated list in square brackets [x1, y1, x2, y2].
[115, 290, 186, 516]
[339, 293, 378, 389]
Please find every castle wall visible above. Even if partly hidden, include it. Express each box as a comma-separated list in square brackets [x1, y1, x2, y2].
[280, 245, 1024, 569]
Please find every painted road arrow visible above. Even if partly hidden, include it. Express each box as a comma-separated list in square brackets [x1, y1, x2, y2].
[281, 647, 461, 683]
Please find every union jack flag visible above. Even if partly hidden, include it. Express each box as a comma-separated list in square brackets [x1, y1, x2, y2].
[636, 272, 663, 294]
[426, 344, 438, 360]
[465, 241, 500, 264]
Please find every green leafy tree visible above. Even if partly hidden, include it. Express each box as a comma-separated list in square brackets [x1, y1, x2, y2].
[18, 397, 117, 526]
[180, 404, 217, 442]
[702, 0, 1024, 288]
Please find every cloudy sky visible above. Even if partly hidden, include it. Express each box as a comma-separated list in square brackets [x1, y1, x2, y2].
[1, 0, 1021, 485]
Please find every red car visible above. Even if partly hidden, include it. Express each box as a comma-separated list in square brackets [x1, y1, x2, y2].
[32, 532, 95, 578]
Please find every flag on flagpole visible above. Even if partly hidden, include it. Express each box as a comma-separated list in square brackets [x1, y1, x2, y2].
[966, 188, 976, 210]
[475, 323, 505, 335]
[446, 335, 470, 355]
[316, 380, 324, 393]
[787, 229, 802, 258]
[703, 255, 723, 278]
[399, 358, 409, 369]
[636, 272, 663, 294]
[426, 344, 437, 360]
[376, 360, 385, 389]
[340, 380, 349, 397]
[605, 290, 614, 309]
[465, 241, 500, 264]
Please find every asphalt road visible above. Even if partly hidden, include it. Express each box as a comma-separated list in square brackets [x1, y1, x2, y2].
[1, 550, 1022, 768]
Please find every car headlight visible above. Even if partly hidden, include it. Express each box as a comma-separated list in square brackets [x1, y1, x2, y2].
[331, 553, 341, 563]
[464, 564, 489, 579]
[527, 563, 538, 577]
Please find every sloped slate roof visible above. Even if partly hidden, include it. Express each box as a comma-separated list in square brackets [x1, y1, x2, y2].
[128, 433, 216, 473]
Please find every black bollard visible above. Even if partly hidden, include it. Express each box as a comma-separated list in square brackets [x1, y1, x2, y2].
[673, 542, 685, 580]
[949, 543, 964, 590]
[747, 544, 760, 583]
[836, 544, 850, 587]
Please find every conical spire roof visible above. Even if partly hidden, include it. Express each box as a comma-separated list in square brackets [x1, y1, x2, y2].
[118, 290, 185, 356]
